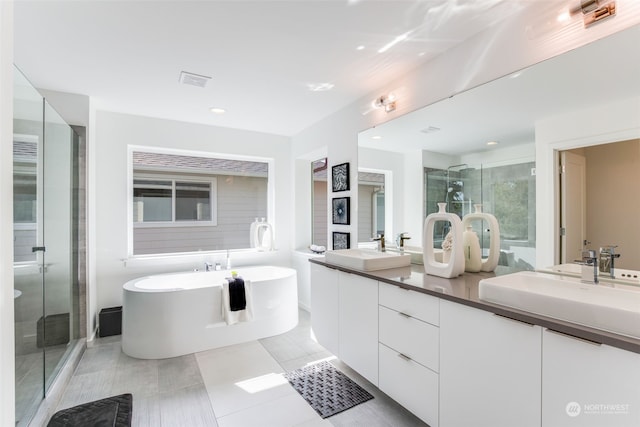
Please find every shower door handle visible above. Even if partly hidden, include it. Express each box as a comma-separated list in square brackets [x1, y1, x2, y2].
[32, 246, 46, 252]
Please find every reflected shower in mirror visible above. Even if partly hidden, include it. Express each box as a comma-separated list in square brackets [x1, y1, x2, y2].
[425, 160, 536, 273]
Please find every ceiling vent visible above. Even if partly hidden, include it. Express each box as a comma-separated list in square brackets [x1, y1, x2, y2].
[420, 126, 441, 134]
[179, 71, 211, 88]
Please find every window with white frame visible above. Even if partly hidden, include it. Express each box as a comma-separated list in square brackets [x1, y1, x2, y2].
[133, 178, 215, 223]
[131, 149, 270, 256]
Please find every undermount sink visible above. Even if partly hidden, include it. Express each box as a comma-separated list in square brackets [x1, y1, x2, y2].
[324, 248, 411, 271]
[479, 271, 640, 339]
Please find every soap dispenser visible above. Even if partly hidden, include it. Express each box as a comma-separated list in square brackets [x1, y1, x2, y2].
[423, 203, 464, 278]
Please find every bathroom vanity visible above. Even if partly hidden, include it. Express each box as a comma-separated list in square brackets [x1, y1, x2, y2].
[309, 259, 640, 427]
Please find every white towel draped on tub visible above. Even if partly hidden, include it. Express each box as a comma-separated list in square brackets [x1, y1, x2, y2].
[222, 279, 253, 325]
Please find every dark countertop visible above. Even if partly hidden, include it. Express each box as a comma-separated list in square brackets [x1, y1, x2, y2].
[309, 258, 640, 355]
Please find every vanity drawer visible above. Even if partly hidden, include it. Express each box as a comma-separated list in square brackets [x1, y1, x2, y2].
[379, 281, 439, 326]
[379, 343, 439, 427]
[379, 305, 439, 372]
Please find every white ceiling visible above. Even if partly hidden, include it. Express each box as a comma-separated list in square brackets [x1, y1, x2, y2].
[13, 0, 534, 136]
[359, 22, 640, 155]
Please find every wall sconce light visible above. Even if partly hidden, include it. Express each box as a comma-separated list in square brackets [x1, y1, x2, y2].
[571, 0, 616, 28]
[373, 93, 397, 113]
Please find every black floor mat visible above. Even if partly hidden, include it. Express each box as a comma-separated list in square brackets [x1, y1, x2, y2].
[48, 393, 132, 427]
[284, 361, 374, 418]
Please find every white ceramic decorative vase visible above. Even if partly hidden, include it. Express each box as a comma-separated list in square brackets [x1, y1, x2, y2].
[423, 203, 464, 278]
[462, 204, 500, 272]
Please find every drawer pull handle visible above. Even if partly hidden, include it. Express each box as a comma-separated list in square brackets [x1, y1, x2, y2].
[546, 328, 602, 346]
[398, 353, 412, 362]
[493, 313, 534, 327]
[398, 312, 411, 318]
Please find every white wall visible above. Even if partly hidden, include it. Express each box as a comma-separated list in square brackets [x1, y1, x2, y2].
[0, 1, 15, 424]
[39, 89, 90, 127]
[91, 111, 292, 336]
[535, 96, 640, 269]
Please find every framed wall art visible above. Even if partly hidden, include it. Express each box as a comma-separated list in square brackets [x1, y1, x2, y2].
[331, 162, 350, 192]
[332, 197, 350, 225]
[332, 232, 350, 250]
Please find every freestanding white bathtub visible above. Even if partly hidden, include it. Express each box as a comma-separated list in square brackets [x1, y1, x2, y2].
[122, 266, 298, 359]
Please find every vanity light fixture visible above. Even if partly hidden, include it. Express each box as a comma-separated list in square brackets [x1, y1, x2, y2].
[209, 107, 226, 114]
[373, 93, 397, 113]
[570, 0, 616, 28]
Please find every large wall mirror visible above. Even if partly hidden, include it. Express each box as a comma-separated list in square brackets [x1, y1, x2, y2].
[358, 23, 640, 271]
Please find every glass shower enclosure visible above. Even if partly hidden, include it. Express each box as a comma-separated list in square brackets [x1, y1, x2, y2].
[425, 161, 536, 273]
[13, 66, 80, 426]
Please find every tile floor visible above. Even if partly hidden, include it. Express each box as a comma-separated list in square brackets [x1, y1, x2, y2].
[55, 309, 428, 426]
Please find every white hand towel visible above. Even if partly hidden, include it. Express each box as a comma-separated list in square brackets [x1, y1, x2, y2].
[221, 279, 253, 325]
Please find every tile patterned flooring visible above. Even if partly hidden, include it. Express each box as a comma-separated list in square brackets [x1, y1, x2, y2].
[56, 309, 428, 426]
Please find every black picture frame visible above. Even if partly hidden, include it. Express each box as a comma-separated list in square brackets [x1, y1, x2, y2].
[332, 197, 350, 225]
[332, 232, 351, 250]
[331, 162, 350, 192]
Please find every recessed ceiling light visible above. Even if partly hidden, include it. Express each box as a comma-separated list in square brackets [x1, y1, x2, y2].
[210, 107, 226, 114]
[356, 45, 365, 51]
[307, 82, 335, 92]
[487, 141, 499, 146]
[372, 135, 382, 140]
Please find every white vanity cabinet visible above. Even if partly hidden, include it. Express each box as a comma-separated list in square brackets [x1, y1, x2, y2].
[338, 271, 379, 386]
[378, 282, 440, 427]
[310, 265, 379, 384]
[310, 263, 340, 356]
[439, 300, 542, 427]
[542, 328, 640, 427]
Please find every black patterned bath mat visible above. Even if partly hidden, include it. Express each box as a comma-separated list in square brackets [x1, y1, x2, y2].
[284, 361, 373, 418]
[47, 393, 133, 426]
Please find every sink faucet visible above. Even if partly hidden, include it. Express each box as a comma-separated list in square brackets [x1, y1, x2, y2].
[372, 233, 386, 252]
[396, 232, 411, 252]
[204, 262, 213, 272]
[599, 245, 620, 278]
[577, 249, 599, 284]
